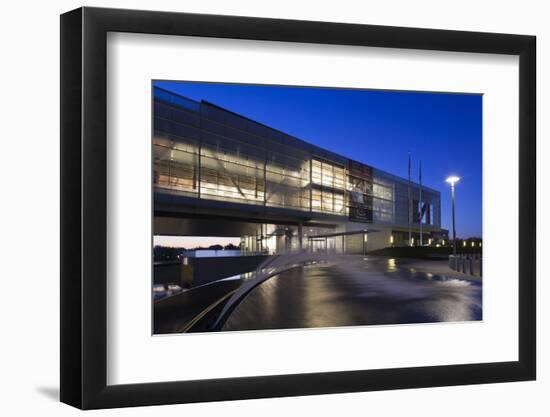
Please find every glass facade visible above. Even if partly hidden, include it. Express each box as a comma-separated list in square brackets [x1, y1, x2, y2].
[153, 87, 440, 230]
[154, 90, 311, 211]
[372, 179, 394, 223]
[153, 95, 200, 197]
[311, 158, 346, 215]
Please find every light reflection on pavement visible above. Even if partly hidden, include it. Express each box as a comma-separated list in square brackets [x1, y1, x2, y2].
[222, 257, 482, 331]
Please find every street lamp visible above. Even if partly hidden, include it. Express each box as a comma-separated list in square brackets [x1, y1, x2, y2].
[445, 176, 460, 257]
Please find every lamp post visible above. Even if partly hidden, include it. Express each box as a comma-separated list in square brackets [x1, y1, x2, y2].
[445, 176, 460, 257]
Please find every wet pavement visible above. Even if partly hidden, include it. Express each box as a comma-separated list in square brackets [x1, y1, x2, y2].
[222, 257, 482, 331]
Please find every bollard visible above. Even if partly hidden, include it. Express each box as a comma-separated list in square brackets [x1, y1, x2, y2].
[449, 255, 457, 271]
[479, 256, 483, 277]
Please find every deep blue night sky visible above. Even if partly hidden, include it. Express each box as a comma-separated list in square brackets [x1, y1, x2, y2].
[155, 81, 482, 238]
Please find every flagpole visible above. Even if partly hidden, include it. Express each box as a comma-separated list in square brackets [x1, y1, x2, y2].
[419, 160, 423, 246]
[408, 152, 412, 247]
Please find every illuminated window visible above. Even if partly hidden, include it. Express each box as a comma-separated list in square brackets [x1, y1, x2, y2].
[153, 141, 199, 194]
[312, 159, 322, 185]
[334, 166, 345, 189]
[334, 193, 344, 214]
[312, 158, 345, 190]
[322, 190, 333, 212]
[312, 189, 322, 210]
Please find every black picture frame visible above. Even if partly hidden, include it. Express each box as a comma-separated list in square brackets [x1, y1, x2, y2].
[60, 6, 536, 410]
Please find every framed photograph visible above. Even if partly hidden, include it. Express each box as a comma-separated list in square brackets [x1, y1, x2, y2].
[60, 7, 536, 409]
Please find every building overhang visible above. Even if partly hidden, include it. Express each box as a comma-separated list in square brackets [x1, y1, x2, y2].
[154, 190, 347, 227]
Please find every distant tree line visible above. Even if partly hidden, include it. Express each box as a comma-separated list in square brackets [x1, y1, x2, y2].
[154, 242, 240, 262]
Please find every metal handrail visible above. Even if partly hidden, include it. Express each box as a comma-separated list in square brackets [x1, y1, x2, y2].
[210, 251, 333, 331]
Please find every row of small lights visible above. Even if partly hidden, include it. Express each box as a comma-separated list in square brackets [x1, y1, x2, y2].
[388, 236, 481, 247]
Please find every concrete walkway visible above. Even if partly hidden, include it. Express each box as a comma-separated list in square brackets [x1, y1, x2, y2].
[389, 257, 482, 283]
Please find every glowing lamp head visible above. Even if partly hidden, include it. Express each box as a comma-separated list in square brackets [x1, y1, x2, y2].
[446, 176, 460, 186]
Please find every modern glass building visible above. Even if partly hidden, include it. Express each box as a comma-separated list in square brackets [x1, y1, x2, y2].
[153, 86, 444, 254]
